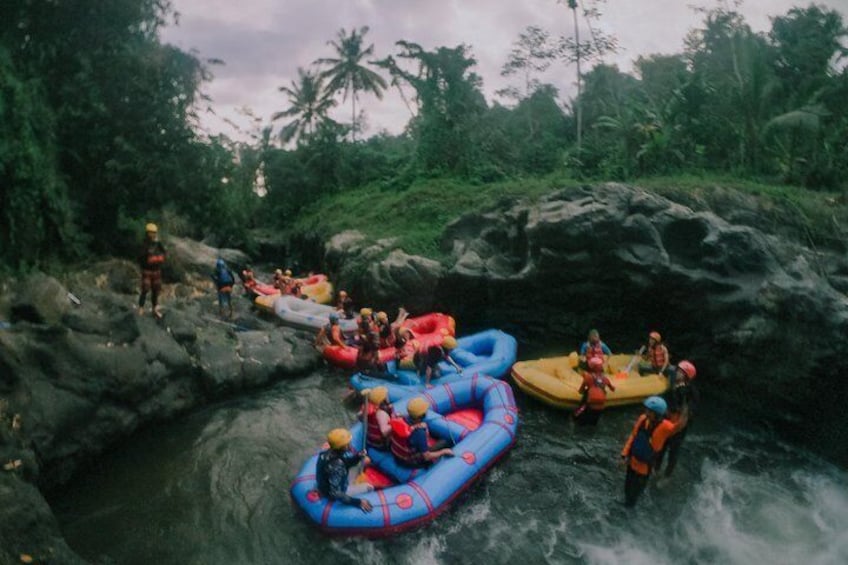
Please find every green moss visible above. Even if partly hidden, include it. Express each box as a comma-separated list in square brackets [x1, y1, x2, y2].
[289, 172, 848, 261]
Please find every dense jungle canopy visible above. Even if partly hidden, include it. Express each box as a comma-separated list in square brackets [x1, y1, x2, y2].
[2, 1, 847, 270]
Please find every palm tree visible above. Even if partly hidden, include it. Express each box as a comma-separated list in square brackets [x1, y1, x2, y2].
[314, 26, 387, 141]
[272, 67, 335, 144]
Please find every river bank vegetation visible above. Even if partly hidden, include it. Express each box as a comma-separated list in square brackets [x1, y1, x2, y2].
[2, 1, 847, 272]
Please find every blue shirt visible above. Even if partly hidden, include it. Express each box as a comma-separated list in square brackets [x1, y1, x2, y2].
[579, 341, 611, 356]
[409, 425, 429, 454]
[315, 449, 362, 504]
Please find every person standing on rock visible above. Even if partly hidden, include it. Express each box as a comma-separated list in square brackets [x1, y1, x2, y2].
[638, 331, 670, 376]
[620, 396, 688, 507]
[579, 329, 611, 370]
[138, 223, 166, 318]
[655, 360, 699, 478]
[211, 258, 236, 319]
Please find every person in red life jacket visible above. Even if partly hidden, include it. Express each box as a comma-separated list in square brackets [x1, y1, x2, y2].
[362, 386, 393, 449]
[240, 265, 258, 296]
[315, 428, 373, 513]
[336, 290, 355, 319]
[280, 269, 296, 295]
[390, 397, 454, 468]
[578, 329, 611, 370]
[638, 331, 670, 376]
[655, 360, 699, 477]
[573, 356, 616, 426]
[137, 223, 166, 318]
[620, 396, 688, 507]
[416, 336, 463, 388]
[395, 327, 420, 370]
[355, 323, 387, 377]
[211, 258, 236, 319]
[314, 313, 346, 351]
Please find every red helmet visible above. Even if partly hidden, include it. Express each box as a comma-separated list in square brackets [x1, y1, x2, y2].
[678, 360, 696, 379]
[588, 357, 604, 371]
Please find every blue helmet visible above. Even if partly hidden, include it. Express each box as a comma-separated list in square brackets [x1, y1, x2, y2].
[216, 258, 226, 269]
[329, 313, 340, 323]
[643, 396, 667, 416]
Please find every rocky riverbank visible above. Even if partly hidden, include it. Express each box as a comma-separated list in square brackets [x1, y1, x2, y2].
[320, 183, 848, 465]
[0, 238, 320, 564]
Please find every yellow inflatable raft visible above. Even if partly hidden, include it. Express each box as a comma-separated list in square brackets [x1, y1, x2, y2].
[510, 352, 669, 409]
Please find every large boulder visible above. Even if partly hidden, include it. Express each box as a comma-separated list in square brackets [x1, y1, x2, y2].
[10, 275, 71, 325]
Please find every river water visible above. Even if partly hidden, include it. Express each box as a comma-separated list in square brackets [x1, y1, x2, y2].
[52, 366, 848, 565]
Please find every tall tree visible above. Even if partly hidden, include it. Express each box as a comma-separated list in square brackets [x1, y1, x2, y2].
[498, 25, 559, 101]
[315, 26, 387, 141]
[272, 67, 336, 144]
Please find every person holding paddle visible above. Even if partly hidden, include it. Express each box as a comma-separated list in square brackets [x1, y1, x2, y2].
[315, 428, 373, 513]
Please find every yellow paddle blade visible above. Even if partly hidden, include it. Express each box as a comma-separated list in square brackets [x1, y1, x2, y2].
[567, 351, 579, 368]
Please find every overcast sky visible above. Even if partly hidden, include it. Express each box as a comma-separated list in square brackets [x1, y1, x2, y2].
[160, 0, 847, 142]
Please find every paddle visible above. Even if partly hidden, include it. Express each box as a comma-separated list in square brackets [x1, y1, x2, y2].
[616, 353, 641, 379]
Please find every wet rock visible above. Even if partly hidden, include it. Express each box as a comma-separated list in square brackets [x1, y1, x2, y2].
[10, 275, 70, 326]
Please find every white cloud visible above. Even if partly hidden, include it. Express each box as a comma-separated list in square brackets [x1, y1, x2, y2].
[161, 0, 848, 142]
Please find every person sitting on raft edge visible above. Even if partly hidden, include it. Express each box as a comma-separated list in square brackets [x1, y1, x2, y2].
[335, 290, 355, 319]
[390, 397, 454, 468]
[578, 328, 611, 370]
[314, 313, 346, 351]
[362, 386, 394, 450]
[315, 428, 373, 513]
[638, 331, 670, 376]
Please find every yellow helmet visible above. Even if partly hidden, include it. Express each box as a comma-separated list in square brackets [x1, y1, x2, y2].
[376, 311, 388, 322]
[360, 307, 373, 317]
[368, 386, 389, 405]
[145, 223, 158, 233]
[327, 428, 352, 450]
[407, 397, 429, 419]
[275, 269, 283, 276]
[284, 269, 292, 277]
[442, 336, 458, 350]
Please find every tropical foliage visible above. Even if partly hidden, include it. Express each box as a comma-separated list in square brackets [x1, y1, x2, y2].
[2, 2, 847, 271]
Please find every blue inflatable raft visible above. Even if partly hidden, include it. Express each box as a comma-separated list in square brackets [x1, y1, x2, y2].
[349, 329, 518, 399]
[290, 375, 518, 536]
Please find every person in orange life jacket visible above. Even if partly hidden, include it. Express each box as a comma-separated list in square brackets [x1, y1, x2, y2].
[336, 290, 355, 319]
[211, 258, 236, 319]
[638, 331, 671, 376]
[655, 360, 699, 477]
[315, 313, 346, 351]
[395, 327, 420, 370]
[390, 397, 454, 467]
[315, 428, 373, 513]
[417, 336, 463, 388]
[578, 329, 611, 370]
[362, 387, 394, 449]
[138, 223, 166, 318]
[620, 396, 688, 507]
[574, 356, 616, 426]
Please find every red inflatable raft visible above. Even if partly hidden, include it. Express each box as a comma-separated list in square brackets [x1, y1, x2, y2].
[322, 313, 456, 369]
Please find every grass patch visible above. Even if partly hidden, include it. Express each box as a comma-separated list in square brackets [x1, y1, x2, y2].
[289, 171, 848, 261]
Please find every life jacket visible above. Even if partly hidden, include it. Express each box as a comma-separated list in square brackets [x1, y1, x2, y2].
[586, 374, 608, 410]
[389, 418, 427, 465]
[584, 341, 605, 362]
[630, 418, 661, 466]
[648, 344, 667, 369]
[366, 404, 388, 447]
[329, 324, 344, 347]
[142, 242, 166, 270]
